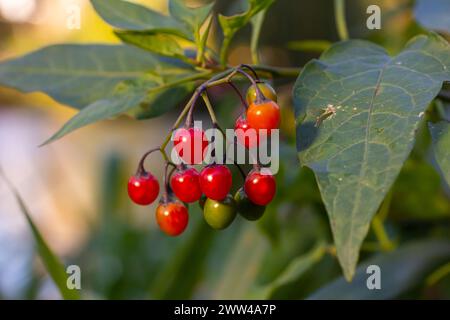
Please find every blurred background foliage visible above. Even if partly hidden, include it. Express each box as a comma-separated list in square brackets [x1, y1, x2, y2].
[0, 0, 449, 299]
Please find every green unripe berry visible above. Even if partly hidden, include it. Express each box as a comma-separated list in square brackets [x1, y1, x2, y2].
[246, 82, 277, 105]
[203, 195, 237, 230]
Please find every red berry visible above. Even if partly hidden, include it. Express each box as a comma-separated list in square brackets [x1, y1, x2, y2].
[173, 127, 209, 164]
[244, 168, 276, 206]
[234, 116, 259, 149]
[246, 100, 280, 134]
[171, 167, 202, 203]
[156, 201, 189, 236]
[128, 173, 159, 205]
[200, 164, 232, 201]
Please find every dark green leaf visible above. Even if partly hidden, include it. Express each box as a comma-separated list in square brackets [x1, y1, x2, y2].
[414, 0, 450, 34]
[429, 121, 450, 186]
[0, 168, 80, 300]
[91, 0, 186, 37]
[115, 30, 194, 64]
[169, 0, 214, 35]
[308, 240, 450, 299]
[293, 33, 450, 280]
[0, 44, 186, 109]
[391, 158, 450, 220]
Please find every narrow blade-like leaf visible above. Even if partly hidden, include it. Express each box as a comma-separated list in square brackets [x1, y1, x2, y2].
[0, 168, 80, 300]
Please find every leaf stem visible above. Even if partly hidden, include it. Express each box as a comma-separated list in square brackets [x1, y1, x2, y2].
[334, 0, 349, 41]
[426, 262, 450, 286]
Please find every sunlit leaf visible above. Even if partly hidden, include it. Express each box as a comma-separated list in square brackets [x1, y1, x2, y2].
[0, 44, 188, 109]
[91, 0, 187, 37]
[308, 240, 450, 299]
[218, 0, 275, 63]
[115, 30, 194, 64]
[0, 168, 80, 300]
[169, 0, 214, 35]
[429, 121, 450, 186]
[293, 33, 450, 280]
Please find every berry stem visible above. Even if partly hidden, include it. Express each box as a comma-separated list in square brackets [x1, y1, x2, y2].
[227, 81, 248, 111]
[235, 68, 265, 103]
[162, 161, 174, 204]
[240, 64, 260, 81]
[137, 147, 161, 175]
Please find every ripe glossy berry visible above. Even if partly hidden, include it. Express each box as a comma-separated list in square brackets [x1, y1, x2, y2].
[173, 127, 209, 164]
[246, 82, 277, 105]
[246, 100, 280, 133]
[203, 195, 237, 230]
[244, 168, 276, 206]
[200, 164, 232, 201]
[234, 116, 259, 149]
[156, 201, 189, 236]
[234, 187, 266, 221]
[128, 173, 159, 205]
[171, 167, 202, 203]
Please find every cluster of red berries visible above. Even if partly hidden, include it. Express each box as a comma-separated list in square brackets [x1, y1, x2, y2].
[128, 76, 280, 236]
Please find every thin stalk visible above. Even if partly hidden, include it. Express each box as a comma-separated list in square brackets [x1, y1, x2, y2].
[197, 15, 213, 66]
[137, 147, 161, 174]
[334, 0, 349, 41]
[236, 68, 265, 102]
[426, 262, 450, 286]
[228, 81, 248, 110]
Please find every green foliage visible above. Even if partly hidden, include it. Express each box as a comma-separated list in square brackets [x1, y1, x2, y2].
[308, 240, 450, 299]
[293, 33, 450, 280]
[91, 0, 187, 36]
[254, 243, 326, 299]
[429, 121, 450, 186]
[218, 0, 275, 65]
[0, 44, 180, 109]
[168, 0, 213, 36]
[0, 169, 80, 300]
[0, 0, 449, 297]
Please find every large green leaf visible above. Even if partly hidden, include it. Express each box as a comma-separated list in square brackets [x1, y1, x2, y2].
[218, 0, 275, 63]
[429, 121, 450, 186]
[308, 240, 450, 299]
[0, 44, 187, 109]
[0, 168, 80, 300]
[293, 33, 450, 281]
[42, 75, 195, 145]
[414, 0, 450, 34]
[91, 0, 186, 36]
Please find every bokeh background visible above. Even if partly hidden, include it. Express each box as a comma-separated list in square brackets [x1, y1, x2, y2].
[0, 0, 449, 299]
